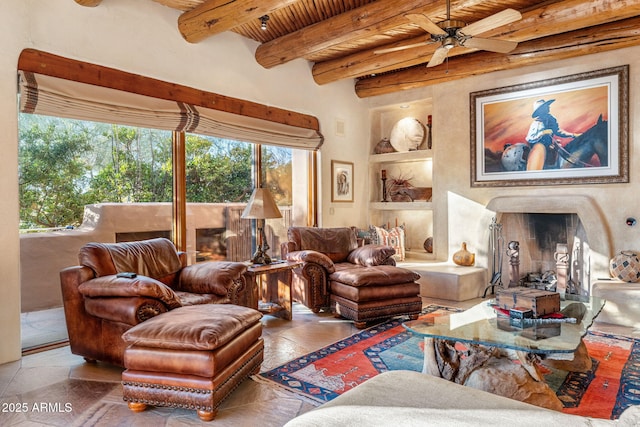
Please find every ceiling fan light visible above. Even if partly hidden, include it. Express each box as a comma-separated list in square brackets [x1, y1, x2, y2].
[443, 36, 456, 49]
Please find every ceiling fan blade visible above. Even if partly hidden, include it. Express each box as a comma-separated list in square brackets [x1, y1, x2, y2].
[459, 9, 522, 37]
[427, 47, 449, 68]
[462, 37, 518, 53]
[405, 13, 447, 36]
[374, 40, 431, 55]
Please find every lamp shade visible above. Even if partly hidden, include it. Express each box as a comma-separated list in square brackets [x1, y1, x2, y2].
[241, 187, 282, 219]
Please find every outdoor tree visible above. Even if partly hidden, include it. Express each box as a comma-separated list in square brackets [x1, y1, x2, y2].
[18, 116, 93, 228]
[18, 114, 293, 230]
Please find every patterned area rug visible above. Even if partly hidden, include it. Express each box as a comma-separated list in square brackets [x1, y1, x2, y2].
[258, 305, 640, 419]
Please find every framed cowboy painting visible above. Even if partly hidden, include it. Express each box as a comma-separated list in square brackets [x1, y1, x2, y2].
[470, 65, 629, 187]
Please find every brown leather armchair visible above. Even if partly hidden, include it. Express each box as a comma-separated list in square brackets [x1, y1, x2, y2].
[281, 227, 422, 327]
[60, 238, 250, 366]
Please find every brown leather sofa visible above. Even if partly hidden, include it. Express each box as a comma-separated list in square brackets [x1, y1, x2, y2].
[281, 227, 422, 327]
[60, 237, 250, 367]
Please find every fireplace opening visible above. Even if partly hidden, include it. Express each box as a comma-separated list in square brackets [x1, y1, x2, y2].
[486, 195, 611, 297]
[499, 212, 587, 294]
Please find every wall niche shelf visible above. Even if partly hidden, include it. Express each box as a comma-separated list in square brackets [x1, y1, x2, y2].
[370, 150, 432, 164]
[370, 202, 432, 210]
[369, 99, 435, 261]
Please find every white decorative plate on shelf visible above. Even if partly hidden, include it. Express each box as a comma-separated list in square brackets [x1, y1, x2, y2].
[389, 117, 425, 152]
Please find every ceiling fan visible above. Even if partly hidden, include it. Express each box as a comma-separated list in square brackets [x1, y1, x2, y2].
[376, 0, 522, 68]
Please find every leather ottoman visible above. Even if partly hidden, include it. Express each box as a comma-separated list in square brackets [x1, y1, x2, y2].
[329, 265, 422, 328]
[121, 304, 264, 422]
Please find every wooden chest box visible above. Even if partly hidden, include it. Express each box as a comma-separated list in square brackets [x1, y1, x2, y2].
[495, 287, 560, 317]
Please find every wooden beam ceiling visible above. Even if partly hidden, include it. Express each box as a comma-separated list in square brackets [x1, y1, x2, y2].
[355, 15, 640, 97]
[313, 0, 640, 85]
[178, 0, 300, 43]
[72, 0, 640, 97]
[254, 0, 448, 69]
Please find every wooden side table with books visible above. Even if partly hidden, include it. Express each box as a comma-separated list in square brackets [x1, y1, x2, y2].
[244, 260, 301, 320]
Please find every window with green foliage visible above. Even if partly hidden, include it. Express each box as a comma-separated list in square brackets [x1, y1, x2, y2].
[19, 114, 173, 229]
[18, 113, 296, 264]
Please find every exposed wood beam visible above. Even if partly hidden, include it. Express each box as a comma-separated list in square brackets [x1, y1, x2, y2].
[255, 0, 489, 69]
[355, 16, 640, 98]
[178, 0, 299, 43]
[74, 0, 102, 6]
[17, 49, 320, 131]
[314, 0, 640, 85]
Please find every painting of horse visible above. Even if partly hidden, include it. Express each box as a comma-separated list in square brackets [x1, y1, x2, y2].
[557, 115, 608, 168]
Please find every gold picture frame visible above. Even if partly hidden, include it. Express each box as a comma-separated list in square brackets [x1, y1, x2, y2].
[471, 65, 629, 187]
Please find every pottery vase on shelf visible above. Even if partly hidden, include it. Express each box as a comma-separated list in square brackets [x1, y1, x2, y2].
[373, 137, 395, 154]
[610, 250, 640, 282]
[423, 237, 433, 253]
[453, 242, 475, 266]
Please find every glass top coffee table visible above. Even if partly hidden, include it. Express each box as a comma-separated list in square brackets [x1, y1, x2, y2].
[402, 294, 605, 409]
[404, 294, 605, 355]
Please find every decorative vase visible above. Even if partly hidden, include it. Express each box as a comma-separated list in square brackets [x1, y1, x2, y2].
[453, 242, 475, 266]
[373, 137, 395, 154]
[610, 251, 640, 282]
[423, 237, 433, 253]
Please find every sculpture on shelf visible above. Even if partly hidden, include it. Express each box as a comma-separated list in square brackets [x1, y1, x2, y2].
[388, 176, 432, 202]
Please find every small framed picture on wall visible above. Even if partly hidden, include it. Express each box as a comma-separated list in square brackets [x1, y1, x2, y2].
[331, 160, 354, 202]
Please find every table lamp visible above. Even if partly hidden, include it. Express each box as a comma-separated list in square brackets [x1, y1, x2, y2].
[241, 187, 282, 264]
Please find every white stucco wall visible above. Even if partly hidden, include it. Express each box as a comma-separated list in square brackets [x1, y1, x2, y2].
[0, 1, 29, 364]
[0, 0, 369, 364]
[366, 48, 640, 281]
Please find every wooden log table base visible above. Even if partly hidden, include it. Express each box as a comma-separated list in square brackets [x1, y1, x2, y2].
[421, 337, 580, 411]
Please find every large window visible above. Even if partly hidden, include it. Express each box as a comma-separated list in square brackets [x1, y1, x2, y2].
[19, 114, 298, 259]
[19, 115, 173, 231]
[17, 51, 319, 351]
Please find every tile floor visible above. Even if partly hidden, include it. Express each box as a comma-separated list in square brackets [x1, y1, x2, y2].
[20, 307, 68, 352]
[3, 298, 639, 426]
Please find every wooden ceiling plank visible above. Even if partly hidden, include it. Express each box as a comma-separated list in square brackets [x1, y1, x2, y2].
[17, 49, 320, 131]
[178, 0, 299, 43]
[314, 0, 640, 85]
[354, 15, 640, 98]
[254, 0, 489, 69]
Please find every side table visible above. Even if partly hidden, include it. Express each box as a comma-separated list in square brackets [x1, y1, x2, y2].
[244, 260, 301, 320]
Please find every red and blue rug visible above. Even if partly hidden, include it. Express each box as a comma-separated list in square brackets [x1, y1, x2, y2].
[258, 305, 640, 419]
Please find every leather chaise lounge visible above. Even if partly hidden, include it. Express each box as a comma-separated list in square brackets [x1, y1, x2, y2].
[281, 227, 422, 327]
[59, 237, 252, 367]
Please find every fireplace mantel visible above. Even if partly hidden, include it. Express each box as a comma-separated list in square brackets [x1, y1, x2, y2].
[486, 195, 612, 259]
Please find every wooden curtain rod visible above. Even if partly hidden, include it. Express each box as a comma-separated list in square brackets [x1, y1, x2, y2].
[17, 48, 320, 132]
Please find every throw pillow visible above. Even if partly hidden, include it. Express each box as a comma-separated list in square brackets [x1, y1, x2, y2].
[347, 244, 396, 266]
[373, 225, 406, 261]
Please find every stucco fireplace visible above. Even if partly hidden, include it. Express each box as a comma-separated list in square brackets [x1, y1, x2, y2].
[487, 195, 612, 296]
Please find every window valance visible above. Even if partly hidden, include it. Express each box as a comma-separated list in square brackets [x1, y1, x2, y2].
[18, 69, 323, 150]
